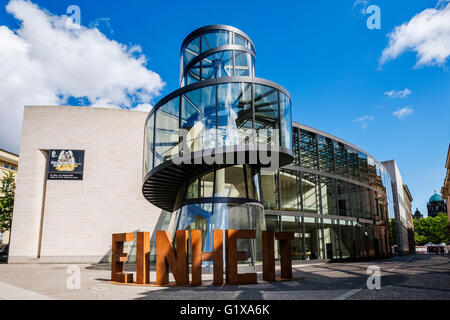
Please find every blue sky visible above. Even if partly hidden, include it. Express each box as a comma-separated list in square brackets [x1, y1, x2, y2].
[0, 0, 449, 215]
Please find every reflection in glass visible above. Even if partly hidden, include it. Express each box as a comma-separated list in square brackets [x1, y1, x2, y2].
[334, 141, 348, 177]
[217, 83, 253, 147]
[320, 176, 337, 215]
[318, 135, 334, 173]
[337, 180, 352, 217]
[144, 114, 154, 173]
[347, 147, 360, 181]
[254, 84, 279, 145]
[181, 85, 216, 153]
[304, 217, 323, 260]
[183, 36, 200, 69]
[260, 169, 279, 210]
[201, 51, 233, 79]
[280, 93, 292, 150]
[280, 169, 300, 211]
[339, 219, 354, 258]
[359, 151, 369, 183]
[154, 98, 179, 167]
[323, 218, 340, 259]
[201, 30, 232, 52]
[234, 51, 252, 76]
[215, 165, 247, 198]
[300, 130, 318, 170]
[302, 173, 319, 214]
[281, 215, 303, 260]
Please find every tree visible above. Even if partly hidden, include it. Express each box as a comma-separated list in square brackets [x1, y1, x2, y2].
[413, 213, 449, 245]
[0, 171, 16, 233]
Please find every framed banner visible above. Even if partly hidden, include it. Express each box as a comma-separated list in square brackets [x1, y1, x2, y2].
[47, 150, 85, 180]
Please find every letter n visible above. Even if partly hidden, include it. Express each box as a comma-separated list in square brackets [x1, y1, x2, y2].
[156, 230, 189, 286]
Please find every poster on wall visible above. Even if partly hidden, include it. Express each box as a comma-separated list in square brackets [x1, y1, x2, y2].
[47, 150, 85, 180]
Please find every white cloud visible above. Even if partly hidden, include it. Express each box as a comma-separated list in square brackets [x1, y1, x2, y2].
[0, 0, 165, 153]
[353, 115, 374, 129]
[380, 1, 450, 67]
[393, 107, 414, 119]
[384, 88, 412, 98]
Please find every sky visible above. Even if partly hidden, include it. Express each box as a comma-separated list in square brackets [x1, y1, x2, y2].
[0, 0, 449, 215]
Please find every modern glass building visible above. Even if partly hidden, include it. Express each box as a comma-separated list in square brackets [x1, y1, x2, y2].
[142, 25, 394, 263]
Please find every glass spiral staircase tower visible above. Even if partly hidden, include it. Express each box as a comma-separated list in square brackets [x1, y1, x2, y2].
[143, 25, 293, 263]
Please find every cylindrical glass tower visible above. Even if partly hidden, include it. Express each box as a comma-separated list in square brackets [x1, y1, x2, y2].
[143, 25, 293, 264]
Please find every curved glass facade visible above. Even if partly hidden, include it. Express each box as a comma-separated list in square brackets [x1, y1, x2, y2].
[181, 26, 256, 87]
[144, 25, 394, 264]
[144, 81, 292, 173]
[262, 125, 394, 260]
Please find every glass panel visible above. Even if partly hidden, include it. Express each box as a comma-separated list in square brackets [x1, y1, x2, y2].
[186, 178, 199, 199]
[200, 171, 214, 198]
[265, 215, 280, 259]
[334, 141, 348, 177]
[350, 184, 363, 218]
[323, 219, 340, 259]
[320, 176, 338, 215]
[217, 82, 253, 147]
[279, 169, 300, 211]
[318, 135, 334, 173]
[368, 156, 377, 187]
[254, 84, 279, 146]
[183, 36, 200, 69]
[339, 219, 354, 258]
[234, 33, 248, 47]
[337, 180, 352, 217]
[186, 62, 201, 84]
[361, 187, 372, 219]
[260, 169, 279, 210]
[144, 114, 154, 174]
[280, 93, 292, 150]
[281, 215, 303, 260]
[304, 217, 323, 260]
[246, 165, 259, 201]
[234, 51, 252, 76]
[201, 51, 233, 79]
[201, 30, 232, 52]
[154, 98, 179, 167]
[292, 128, 300, 165]
[359, 151, 369, 183]
[302, 173, 319, 214]
[215, 165, 247, 198]
[299, 129, 318, 170]
[180, 85, 216, 153]
[347, 146, 360, 181]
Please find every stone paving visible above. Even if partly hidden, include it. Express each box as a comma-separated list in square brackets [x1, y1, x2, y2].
[0, 254, 448, 300]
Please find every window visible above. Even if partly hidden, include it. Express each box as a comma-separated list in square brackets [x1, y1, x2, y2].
[234, 51, 252, 76]
[299, 130, 318, 170]
[302, 173, 319, 214]
[260, 169, 279, 210]
[320, 176, 338, 215]
[217, 82, 253, 147]
[201, 51, 233, 79]
[280, 93, 292, 150]
[279, 169, 300, 211]
[154, 98, 180, 167]
[337, 180, 352, 217]
[180, 85, 216, 153]
[318, 135, 334, 173]
[201, 30, 232, 52]
[334, 141, 348, 177]
[359, 151, 369, 183]
[215, 166, 247, 198]
[183, 36, 200, 69]
[254, 84, 279, 146]
[347, 147, 360, 181]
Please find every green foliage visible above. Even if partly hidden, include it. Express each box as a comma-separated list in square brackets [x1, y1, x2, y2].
[0, 171, 16, 233]
[413, 212, 449, 245]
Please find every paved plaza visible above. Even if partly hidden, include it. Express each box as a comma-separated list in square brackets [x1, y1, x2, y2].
[0, 254, 448, 300]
